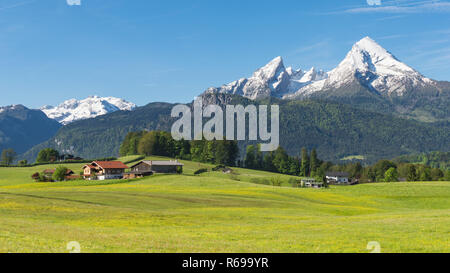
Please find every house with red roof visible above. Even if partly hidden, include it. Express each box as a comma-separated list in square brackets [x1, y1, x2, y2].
[82, 161, 129, 180]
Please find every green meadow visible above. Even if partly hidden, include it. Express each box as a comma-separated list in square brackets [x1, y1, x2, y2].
[0, 156, 449, 253]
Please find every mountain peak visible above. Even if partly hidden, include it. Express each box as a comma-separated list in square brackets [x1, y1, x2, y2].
[41, 96, 137, 125]
[352, 36, 394, 61]
[355, 36, 378, 48]
[253, 56, 285, 81]
[286, 36, 435, 98]
[0, 104, 28, 113]
[335, 36, 419, 79]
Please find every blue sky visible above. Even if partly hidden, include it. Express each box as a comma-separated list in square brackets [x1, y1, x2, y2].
[0, 0, 449, 108]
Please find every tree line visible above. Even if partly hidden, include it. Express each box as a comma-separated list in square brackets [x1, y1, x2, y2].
[120, 131, 239, 166]
[243, 144, 450, 182]
[394, 151, 450, 170]
[243, 145, 326, 181]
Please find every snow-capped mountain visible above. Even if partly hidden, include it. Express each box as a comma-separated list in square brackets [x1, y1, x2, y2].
[205, 56, 326, 99]
[205, 36, 438, 100]
[41, 96, 136, 125]
[285, 36, 435, 99]
[204, 36, 449, 121]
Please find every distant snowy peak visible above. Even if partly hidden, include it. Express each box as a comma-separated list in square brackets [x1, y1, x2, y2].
[41, 96, 136, 125]
[0, 104, 26, 111]
[0, 104, 29, 116]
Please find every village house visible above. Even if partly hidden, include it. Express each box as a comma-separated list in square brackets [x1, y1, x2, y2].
[326, 172, 350, 185]
[82, 161, 129, 180]
[125, 160, 184, 178]
[301, 177, 325, 188]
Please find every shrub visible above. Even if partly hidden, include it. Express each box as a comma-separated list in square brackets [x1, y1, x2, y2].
[212, 165, 227, 171]
[270, 177, 282, 187]
[194, 168, 208, 175]
[32, 172, 52, 182]
[229, 174, 240, 181]
[250, 178, 270, 185]
[288, 178, 301, 188]
[31, 172, 40, 181]
[18, 160, 28, 166]
[53, 166, 68, 182]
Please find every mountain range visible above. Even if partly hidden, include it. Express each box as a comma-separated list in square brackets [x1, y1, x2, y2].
[2, 36, 449, 163]
[206, 37, 449, 122]
[41, 96, 136, 125]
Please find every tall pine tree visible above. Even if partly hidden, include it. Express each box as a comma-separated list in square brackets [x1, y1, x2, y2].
[300, 147, 310, 177]
[310, 148, 318, 176]
[244, 145, 256, 169]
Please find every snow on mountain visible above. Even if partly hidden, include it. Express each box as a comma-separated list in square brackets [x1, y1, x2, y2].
[0, 105, 30, 118]
[205, 56, 304, 99]
[41, 96, 136, 125]
[285, 36, 435, 98]
[205, 36, 436, 101]
[0, 104, 23, 113]
[287, 67, 328, 93]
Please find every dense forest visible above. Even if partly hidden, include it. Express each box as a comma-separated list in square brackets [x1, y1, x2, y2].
[20, 94, 450, 164]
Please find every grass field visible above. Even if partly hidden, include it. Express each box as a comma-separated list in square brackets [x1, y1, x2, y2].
[0, 156, 449, 253]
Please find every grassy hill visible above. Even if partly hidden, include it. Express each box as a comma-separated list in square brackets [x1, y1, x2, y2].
[0, 156, 449, 253]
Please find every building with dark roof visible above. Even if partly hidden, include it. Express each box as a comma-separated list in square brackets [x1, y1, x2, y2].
[129, 160, 184, 174]
[326, 172, 350, 185]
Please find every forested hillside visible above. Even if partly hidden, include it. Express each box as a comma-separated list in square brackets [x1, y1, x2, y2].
[20, 95, 450, 164]
[0, 105, 61, 155]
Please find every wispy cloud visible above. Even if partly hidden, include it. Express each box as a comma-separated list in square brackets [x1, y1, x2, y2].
[0, 0, 35, 12]
[375, 14, 407, 20]
[66, 0, 81, 6]
[290, 40, 330, 55]
[328, 0, 450, 14]
[348, 0, 450, 14]
[378, 34, 410, 40]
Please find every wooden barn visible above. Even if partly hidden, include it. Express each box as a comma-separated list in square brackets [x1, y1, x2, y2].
[129, 160, 184, 175]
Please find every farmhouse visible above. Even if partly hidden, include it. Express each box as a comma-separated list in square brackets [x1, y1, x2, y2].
[301, 177, 325, 188]
[129, 160, 184, 175]
[83, 161, 129, 180]
[326, 172, 350, 185]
